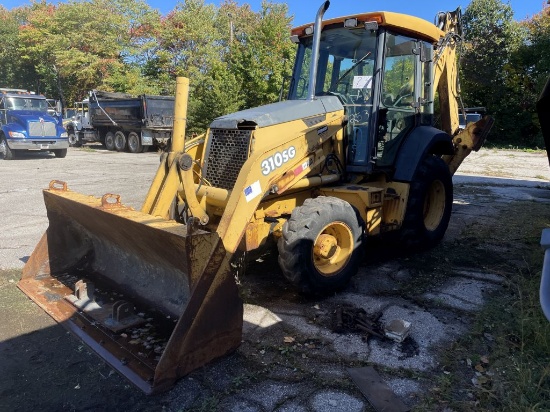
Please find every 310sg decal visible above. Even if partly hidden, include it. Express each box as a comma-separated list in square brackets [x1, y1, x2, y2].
[261, 146, 296, 176]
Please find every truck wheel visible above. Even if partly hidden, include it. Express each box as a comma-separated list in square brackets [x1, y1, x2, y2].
[400, 155, 453, 248]
[53, 149, 67, 158]
[278, 196, 364, 294]
[114, 131, 127, 152]
[0, 137, 15, 160]
[127, 132, 142, 153]
[105, 131, 116, 151]
[67, 128, 78, 147]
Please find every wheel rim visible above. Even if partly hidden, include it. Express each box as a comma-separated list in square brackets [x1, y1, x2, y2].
[312, 221, 354, 277]
[68, 133, 77, 145]
[115, 132, 125, 150]
[423, 179, 446, 231]
[105, 133, 114, 149]
[128, 132, 140, 152]
[0, 139, 6, 157]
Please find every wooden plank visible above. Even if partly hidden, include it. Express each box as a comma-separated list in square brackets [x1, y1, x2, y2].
[347, 366, 410, 412]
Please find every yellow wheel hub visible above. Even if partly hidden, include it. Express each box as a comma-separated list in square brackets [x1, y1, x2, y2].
[423, 180, 445, 231]
[313, 222, 354, 277]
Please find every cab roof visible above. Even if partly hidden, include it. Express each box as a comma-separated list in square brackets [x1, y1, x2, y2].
[291, 11, 443, 43]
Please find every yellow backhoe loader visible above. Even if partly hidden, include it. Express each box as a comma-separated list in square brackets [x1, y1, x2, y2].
[18, 2, 493, 394]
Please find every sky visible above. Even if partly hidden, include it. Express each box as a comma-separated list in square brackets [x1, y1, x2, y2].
[0, 0, 547, 24]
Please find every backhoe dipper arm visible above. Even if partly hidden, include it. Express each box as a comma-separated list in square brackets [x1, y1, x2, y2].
[433, 8, 462, 137]
[433, 9, 494, 174]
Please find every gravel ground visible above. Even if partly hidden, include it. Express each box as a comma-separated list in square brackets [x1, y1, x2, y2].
[0, 146, 549, 411]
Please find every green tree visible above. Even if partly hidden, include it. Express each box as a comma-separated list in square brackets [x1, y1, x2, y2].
[460, 0, 527, 145]
[224, 1, 295, 109]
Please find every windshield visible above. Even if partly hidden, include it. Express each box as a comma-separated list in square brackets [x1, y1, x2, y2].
[290, 26, 378, 102]
[5, 97, 48, 112]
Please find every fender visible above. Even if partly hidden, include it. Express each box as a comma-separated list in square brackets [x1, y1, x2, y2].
[393, 125, 454, 182]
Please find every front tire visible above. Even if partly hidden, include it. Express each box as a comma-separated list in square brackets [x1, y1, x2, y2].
[400, 155, 453, 248]
[67, 129, 81, 147]
[278, 197, 364, 294]
[53, 148, 67, 158]
[0, 137, 15, 160]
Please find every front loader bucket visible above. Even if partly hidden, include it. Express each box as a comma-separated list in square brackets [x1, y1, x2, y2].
[18, 182, 243, 394]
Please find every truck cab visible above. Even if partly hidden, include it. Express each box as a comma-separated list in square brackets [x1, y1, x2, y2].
[0, 88, 69, 160]
[458, 107, 485, 130]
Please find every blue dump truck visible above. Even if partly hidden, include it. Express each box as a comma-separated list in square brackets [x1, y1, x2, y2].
[0, 88, 68, 160]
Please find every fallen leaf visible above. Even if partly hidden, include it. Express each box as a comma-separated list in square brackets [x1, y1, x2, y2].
[466, 358, 472, 367]
[475, 364, 485, 373]
[477, 375, 489, 384]
[284, 336, 295, 343]
[480, 356, 489, 364]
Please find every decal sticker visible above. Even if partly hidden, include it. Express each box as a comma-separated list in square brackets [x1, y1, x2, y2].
[293, 159, 312, 176]
[261, 146, 296, 176]
[317, 126, 328, 135]
[352, 75, 372, 89]
[244, 180, 262, 203]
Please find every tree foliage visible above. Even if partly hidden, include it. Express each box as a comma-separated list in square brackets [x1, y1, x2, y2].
[0, 0, 294, 134]
[461, 0, 549, 147]
[1, 0, 548, 146]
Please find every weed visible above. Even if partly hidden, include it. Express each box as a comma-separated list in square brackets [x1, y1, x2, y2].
[414, 200, 550, 411]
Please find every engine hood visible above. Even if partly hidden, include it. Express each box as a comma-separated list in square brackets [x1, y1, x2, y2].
[8, 111, 59, 126]
[209, 96, 344, 130]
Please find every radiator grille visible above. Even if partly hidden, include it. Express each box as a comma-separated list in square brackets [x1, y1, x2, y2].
[204, 129, 251, 190]
[29, 121, 57, 137]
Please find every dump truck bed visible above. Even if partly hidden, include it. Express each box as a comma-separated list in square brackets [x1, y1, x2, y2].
[89, 93, 174, 130]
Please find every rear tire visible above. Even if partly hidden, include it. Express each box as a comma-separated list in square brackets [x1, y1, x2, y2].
[400, 155, 453, 249]
[278, 196, 364, 294]
[105, 131, 116, 151]
[114, 131, 127, 152]
[127, 131, 142, 153]
[0, 137, 15, 160]
[53, 149, 67, 158]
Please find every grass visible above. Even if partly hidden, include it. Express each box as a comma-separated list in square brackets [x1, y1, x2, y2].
[483, 142, 546, 153]
[79, 145, 97, 152]
[411, 200, 550, 411]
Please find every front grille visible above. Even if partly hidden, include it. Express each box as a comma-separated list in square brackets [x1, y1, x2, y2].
[29, 121, 57, 137]
[204, 129, 251, 190]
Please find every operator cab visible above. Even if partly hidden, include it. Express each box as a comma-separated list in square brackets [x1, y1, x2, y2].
[288, 13, 435, 174]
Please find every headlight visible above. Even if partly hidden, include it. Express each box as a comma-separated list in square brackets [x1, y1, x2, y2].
[8, 131, 25, 138]
[60, 132, 68, 138]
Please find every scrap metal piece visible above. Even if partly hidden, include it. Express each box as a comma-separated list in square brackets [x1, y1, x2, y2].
[347, 366, 410, 412]
[384, 319, 412, 343]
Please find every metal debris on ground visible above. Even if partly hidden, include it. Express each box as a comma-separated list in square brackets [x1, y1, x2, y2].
[332, 305, 386, 340]
[384, 319, 412, 343]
